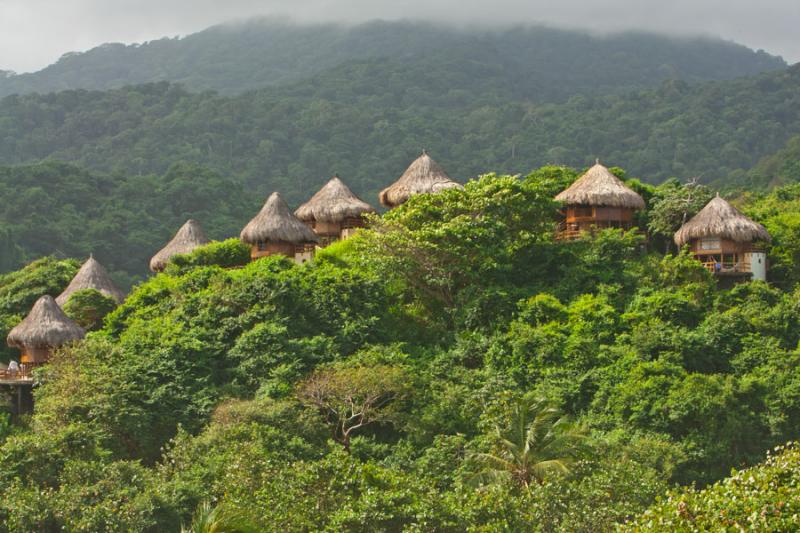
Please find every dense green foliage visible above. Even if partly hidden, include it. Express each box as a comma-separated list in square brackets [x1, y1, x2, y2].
[625, 442, 800, 531]
[746, 134, 800, 188]
[1, 63, 799, 233]
[0, 161, 253, 285]
[1, 169, 799, 530]
[62, 289, 118, 331]
[0, 26, 798, 284]
[0, 257, 77, 361]
[0, 20, 783, 98]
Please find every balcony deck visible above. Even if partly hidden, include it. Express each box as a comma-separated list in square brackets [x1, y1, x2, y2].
[0, 367, 35, 385]
[702, 260, 753, 277]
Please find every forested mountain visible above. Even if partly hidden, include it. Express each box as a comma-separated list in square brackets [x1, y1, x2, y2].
[1, 62, 799, 197]
[0, 20, 785, 99]
[1, 172, 800, 530]
[2, 62, 800, 281]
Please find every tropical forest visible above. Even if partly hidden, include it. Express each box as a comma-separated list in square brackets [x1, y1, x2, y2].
[1, 15, 800, 533]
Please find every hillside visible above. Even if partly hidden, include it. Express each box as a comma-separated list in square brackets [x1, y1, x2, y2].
[2, 63, 800, 281]
[625, 443, 800, 530]
[0, 171, 799, 530]
[0, 63, 799, 193]
[0, 20, 785, 100]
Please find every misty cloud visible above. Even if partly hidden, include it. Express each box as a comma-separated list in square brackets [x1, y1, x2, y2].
[1, 0, 798, 73]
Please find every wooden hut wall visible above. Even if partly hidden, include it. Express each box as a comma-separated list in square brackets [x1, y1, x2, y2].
[688, 238, 764, 255]
[20, 346, 51, 364]
[250, 241, 297, 260]
[565, 206, 635, 224]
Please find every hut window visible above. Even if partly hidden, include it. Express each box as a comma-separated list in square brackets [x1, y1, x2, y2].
[257, 241, 267, 251]
[700, 238, 721, 250]
[573, 206, 593, 218]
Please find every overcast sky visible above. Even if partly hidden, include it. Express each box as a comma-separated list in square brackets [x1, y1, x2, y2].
[1, 0, 798, 73]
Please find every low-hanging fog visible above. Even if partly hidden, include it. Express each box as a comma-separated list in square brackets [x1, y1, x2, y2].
[1, 0, 798, 73]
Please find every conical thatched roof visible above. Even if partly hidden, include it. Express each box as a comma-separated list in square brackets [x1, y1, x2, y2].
[7, 295, 85, 349]
[150, 219, 210, 272]
[379, 151, 463, 208]
[555, 162, 645, 209]
[240, 192, 319, 244]
[295, 176, 376, 224]
[56, 256, 125, 306]
[674, 194, 771, 247]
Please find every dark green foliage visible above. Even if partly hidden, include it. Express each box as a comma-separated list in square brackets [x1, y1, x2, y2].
[167, 239, 251, 272]
[745, 134, 800, 189]
[0, 170, 799, 529]
[0, 257, 78, 361]
[0, 161, 251, 284]
[3, 65, 800, 200]
[62, 288, 117, 331]
[1, 56, 800, 283]
[625, 443, 800, 531]
[647, 178, 714, 252]
[0, 21, 783, 98]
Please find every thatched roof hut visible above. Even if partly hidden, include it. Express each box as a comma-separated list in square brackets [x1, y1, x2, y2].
[56, 255, 125, 306]
[674, 194, 771, 247]
[150, 219, 210, 272]
[7, 295, 85, 350]
[379, 151, 463, 208]
[295, 176, 375, 224]
[240, 192, 319, 245]
[555, 162, 645, 209]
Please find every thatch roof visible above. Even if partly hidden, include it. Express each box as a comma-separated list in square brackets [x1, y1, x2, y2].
[56, 256, 125, 306]
[150, 219, 210, 272]
[295, 176, 376, 223]
[379, 151, 463, 208]
[555, 162, 645, 209]
[674, 194, 771, 247]
[240, 192, 319, 244]
[7, 295, 85, 349]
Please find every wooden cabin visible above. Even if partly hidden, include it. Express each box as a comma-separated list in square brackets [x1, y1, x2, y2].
[6, 295, 85, 371]
[240, 192, 319, 264]
[379, 150, 463, 209]
[150, 219, 210, 272]
[554, 161, 646, 240]
[295, 175, 376, 246]
[56, 255, 125, 306]
[674, 194, 771, 281]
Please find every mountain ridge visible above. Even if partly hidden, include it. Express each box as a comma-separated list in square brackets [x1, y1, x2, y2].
[0, 19, 786, 99]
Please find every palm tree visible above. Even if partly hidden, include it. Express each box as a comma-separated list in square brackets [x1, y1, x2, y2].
[181, 501, 259, 533]
[471, 395, 589, 489]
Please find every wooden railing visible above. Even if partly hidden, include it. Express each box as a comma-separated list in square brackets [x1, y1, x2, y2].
[0, 365, 36, 382]
[702, 260, 752, 274]
[555, 223, 644, 241]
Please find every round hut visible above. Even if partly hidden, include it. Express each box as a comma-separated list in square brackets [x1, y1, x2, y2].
[56, 255, 125, 306]
[554, 161, 645, 239]
[150, 219, 210, 272]
[674, 194, 771, 281]
[7, 295, 85, 367]
[295, 175, 376, 245]
[379, 150, 463, 208]
[240, 192, 319, 263]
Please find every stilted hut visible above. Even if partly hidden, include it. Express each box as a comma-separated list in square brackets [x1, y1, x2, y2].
[6, 295, 85, 370]
[56, 255, 125, 306]
[674, 194, 771, 281]
[240, 192, 319, 263]
[295, 175, 376, 246]
[150, 219, 210, 272]
[554, 161, 646, 240]
[379, 150, 462, 208]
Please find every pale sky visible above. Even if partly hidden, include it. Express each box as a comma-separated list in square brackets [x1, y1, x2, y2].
[1, 0, 798, 73]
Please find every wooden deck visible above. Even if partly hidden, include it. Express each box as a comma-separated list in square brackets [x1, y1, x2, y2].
[0, 367, 35, 385]
[702, 260, 753, 277]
